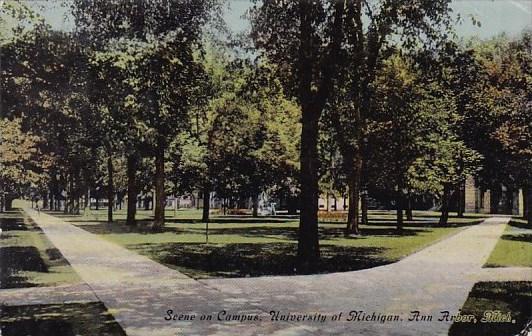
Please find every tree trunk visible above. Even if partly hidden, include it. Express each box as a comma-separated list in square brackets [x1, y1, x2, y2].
[252, 193, 259, 217]
[74, 169, 81, 215]
[202, 186, 210, 223]
[361, 190, 368, 225]
[75, 196, 80, 215]
[346, 155, 362, 235]
[84, 188, 90, 216]
[523, 184, 528, 220]
[143, 196, 149, 210]
[396, 192, 404, 231]
[406, 195, 413, 221]
[50, 192, 55, 211]
[297, 106, 320, 273]
[107, 150, 114, 223]
[490, 184, 501, 214]
[287, 196, 297, 215]
[43, 193, 49, 209]
[505, 186, 514, 215]
[293, 0, 346, 272]
[153, 140, 166, 228]
[439, 184, 451, 226]
[457, 180, 465, 218]
[526, 184, 532, 227]
[223, 198, 227, 215]
[343, 195, 347, 211]
[126, 154, 138, 226]
[68, 173, 74, 214]
[5, 197, 13, 211]
[65, 175, 70, 213]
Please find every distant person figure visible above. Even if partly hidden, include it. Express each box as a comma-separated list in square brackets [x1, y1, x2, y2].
[36, 201, 40, 215]
[271, 202, 276, 216]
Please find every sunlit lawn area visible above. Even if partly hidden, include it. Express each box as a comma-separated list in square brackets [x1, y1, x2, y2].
[485, 218, 532, 268]
[0, 211, 80, 288]
[58, 208, 486, 278]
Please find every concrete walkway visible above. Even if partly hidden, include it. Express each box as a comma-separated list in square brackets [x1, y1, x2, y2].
[18, 209, 531, 336]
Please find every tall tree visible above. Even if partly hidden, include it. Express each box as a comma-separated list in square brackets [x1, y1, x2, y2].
[72, 0, 221, 228]
[250, 0, 346, 273]
[473, 32, 532, 223]
[0, 118, 49, 211]
[329, 0, 454, 235]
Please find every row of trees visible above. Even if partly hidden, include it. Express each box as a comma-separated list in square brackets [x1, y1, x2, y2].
[250, 0, 531, 271]
[1, 1, 530, 272]
[1, 1, 300, 223]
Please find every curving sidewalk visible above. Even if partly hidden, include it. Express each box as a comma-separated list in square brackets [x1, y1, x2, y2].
[18, 209, 531, 336]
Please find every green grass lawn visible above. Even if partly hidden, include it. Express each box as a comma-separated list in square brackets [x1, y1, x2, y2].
[448, 281, 532, 336]
[485, 219, 532, 268]
[58, 208, 483, 278]
[0, 211, 80, 288]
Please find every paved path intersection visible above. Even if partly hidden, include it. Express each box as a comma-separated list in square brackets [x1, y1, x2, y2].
[8, 209, 531, 335]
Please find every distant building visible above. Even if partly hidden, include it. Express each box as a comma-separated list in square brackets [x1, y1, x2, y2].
[464, 176, 522, 215]
[318, 195, 348, 211]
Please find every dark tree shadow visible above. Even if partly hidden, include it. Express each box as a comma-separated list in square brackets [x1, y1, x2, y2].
[508, 220, 532, 231]
[0, 246, 48, 288]
[166, 217, 296, 225]
[319, 220, 482, 228]
[131, 242, 391, 278]
[320, 227, 425, 238]
[449, 281, 532, 336]
[74, 220, 181, 234]
[0, 217, 29, 231]
[0, 211, 72, 288]
[0, 302, 126, 336]
[502, 234, 532, 243]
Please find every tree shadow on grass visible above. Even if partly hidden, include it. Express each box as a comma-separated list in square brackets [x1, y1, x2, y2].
[0, 217, 29, 231]
[448, 281, 532, 336]
[75, 219, 298, 236]
[74, 219, 430, 244]
[166, 217, 296, 225]
[0, 302, 126, 336]
[320, 227, 425, 239]
[201, 227, 299, 240]
[132, 242, 390, 278]
[74, 220, 180, 234]
[508, 220, 532, 231]
[0, 246, 48, 288]
[0, 211, 75, 288]
[42, 211, 83, 219]
[502, 234, 532, 243]
[319, 220, 480, 228]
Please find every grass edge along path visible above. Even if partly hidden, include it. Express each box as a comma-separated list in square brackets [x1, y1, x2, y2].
[484, 219, 532, 268]
[0, 209, 81, 289]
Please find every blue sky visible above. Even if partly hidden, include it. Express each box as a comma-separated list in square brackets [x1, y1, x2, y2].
[28, 0, 532, 39]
